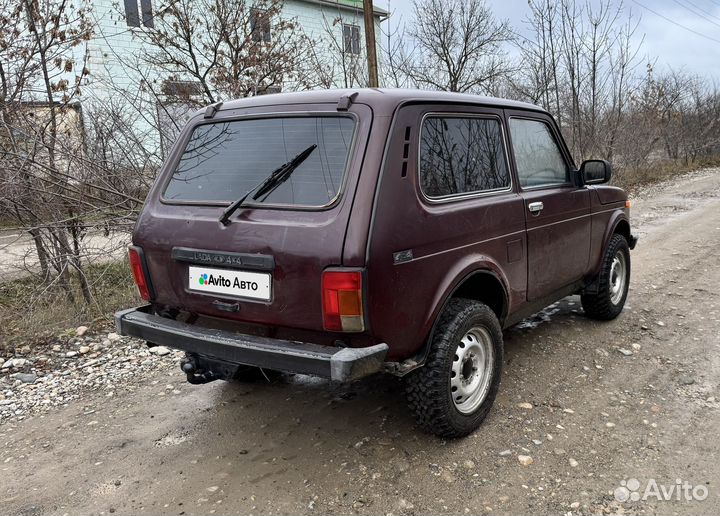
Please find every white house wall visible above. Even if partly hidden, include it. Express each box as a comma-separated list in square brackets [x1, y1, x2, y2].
[76, 0, 383, 158]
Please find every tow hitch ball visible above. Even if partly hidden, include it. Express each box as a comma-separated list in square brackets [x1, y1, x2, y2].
[181, 356, 217, 385]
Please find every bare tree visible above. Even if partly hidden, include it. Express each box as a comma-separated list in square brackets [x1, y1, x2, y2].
[512, 0, 562, 115]
[0, 0, 152, 315]
[0, 0, 95, 302]
[132, 0, 310, 103]
[647, 70, 720, 164]
[299, 14, 369, 89]
[514, 0, 643, 162]
[400, 0, 514, 93]
[379, 9, 413, 89]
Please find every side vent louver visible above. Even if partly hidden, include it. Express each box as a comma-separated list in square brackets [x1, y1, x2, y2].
[401, 126, 411, 178]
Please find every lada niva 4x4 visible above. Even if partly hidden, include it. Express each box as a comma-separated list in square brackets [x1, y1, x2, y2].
[116, 89, 638, 437]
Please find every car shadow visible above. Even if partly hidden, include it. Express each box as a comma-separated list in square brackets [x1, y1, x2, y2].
[196, 295, 589, 448]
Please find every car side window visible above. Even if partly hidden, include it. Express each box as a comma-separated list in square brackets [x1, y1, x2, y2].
[509, 118, 569, 188]
[419, 116, 510, 198]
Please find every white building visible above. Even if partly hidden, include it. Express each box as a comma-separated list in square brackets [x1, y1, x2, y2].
[78, 0, 387, 156]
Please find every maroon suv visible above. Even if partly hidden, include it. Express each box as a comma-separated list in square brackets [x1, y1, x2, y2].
[116, 89, 637, 437]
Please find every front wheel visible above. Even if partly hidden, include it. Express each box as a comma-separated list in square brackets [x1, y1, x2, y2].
[581, 233, 631, 320]
[405, 298, 503, 438]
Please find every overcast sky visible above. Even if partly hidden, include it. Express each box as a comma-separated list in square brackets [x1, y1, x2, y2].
[380, 0, 720, 82]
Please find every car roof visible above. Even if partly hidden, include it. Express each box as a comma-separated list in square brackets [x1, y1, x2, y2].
[210, 88, 546, 116]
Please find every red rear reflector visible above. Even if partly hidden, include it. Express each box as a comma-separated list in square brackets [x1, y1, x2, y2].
[322, 270, 364, 332]
[625, 200, 631, 209]
[128, 247, 152, 301]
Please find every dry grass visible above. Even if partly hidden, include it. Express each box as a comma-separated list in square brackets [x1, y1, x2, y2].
[0, 260, 140, 352]
[614, 156, 720, 193]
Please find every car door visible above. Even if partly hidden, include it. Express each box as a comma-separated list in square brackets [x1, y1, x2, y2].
[366, 104, 528, 355]
[505, 111, 591, 301]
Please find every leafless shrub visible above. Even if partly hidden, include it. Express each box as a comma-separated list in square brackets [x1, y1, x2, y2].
[0, 0, 146, 316]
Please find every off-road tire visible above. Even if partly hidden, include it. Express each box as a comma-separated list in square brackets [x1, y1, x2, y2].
[405, 298, 503, 438]
[581, 233, 631, 320]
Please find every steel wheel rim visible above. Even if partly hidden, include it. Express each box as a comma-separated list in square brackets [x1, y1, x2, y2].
[450, 326, 494, 414]
[609, 251, 627, 305]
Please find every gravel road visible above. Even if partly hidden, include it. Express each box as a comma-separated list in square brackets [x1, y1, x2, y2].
[0, 230, 129, 277]
[1, 169, 719, 515]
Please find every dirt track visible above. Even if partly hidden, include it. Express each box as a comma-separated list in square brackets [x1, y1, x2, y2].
[0, 230, 129, 277]
[2, 169, 720, 515]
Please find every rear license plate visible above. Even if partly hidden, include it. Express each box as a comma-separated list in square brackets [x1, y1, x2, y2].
[188, 266, 271, 301]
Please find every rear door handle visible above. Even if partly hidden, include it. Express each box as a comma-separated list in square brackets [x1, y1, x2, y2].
[528, 201, 544, 214]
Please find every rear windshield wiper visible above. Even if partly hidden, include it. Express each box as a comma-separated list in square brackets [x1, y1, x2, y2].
[219, 144, 317, 226]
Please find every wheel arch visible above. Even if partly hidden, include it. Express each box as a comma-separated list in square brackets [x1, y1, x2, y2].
[400, 264, 510, 374]
[613, 218, 631, 242]
[451, 270, 509, 323]
[592, 211, 630, 276]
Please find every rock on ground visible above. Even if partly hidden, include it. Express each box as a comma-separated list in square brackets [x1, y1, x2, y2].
[0, 330, 182, 424]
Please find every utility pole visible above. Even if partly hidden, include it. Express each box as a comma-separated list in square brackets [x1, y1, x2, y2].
[363, 0, 379, 87]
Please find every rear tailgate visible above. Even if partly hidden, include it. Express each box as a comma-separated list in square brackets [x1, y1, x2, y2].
[133, 102, 373, 332]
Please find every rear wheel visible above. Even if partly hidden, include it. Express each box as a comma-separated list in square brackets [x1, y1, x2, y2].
[405, 298, 503, 438]
[581, 233, 631, 320]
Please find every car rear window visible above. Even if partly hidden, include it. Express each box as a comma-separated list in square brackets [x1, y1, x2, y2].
[420, 116, 510, 199]
[163, 115, 356, 206]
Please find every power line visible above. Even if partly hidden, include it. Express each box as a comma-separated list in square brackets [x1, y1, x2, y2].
[681, 0, 720, 23]
[670, 0, 720, 29]
[629, 0, 720, 44]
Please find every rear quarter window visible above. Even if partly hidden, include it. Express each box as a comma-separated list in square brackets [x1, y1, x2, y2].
[163, 115, 356, 207]
[419, 116, 510, 199]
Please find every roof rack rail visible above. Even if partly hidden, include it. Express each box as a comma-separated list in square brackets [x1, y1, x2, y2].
[204, 101, 223, 119]
[337, 92, 359, 111]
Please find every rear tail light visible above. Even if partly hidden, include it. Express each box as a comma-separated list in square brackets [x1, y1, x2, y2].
[128, 246, 154, 301]
[322, 270, 365, 332]
[625, 200, 632, 209]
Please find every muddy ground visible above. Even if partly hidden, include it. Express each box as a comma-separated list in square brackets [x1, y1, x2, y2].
[1, 169, 720, 515]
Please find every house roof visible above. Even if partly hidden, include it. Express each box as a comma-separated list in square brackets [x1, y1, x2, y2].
[213, 88, 545, 116]
[296, 0, 389, 18]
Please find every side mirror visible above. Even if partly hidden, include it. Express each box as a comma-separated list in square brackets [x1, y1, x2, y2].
[579, 159, 612, 185]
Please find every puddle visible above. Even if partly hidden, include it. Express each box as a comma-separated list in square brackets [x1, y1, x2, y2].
[514, 301, 565, 330]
